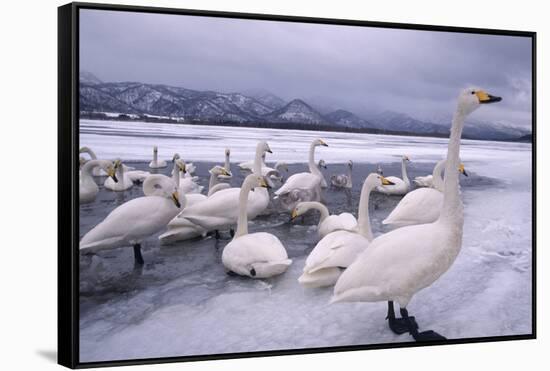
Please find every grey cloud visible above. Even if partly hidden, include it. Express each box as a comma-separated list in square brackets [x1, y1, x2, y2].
[80, 9, 533, 127]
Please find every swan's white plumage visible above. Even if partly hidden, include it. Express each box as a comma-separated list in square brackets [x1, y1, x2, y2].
[382, 188, 443, 226]
[292, 201, 357, 239]
[149, 146, 167, 169]
[375, 156, 410, 195]
[80, 160, 116, 204]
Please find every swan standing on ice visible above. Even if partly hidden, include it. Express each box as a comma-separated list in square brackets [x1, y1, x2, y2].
[331, 88, 502, 341]
[222, 174, 292, 278]
[291, 201, 357, 239]
[383, 161, 468, 227]
[162, 142, 272, 242]
[80, 174, 183, 265]
[375, 155, 411, 195]
[298, 174, 393, 288]
[80, 160, 118, 204]
[104, 159, 134, 191]
[275, 139, 328, 210]
[331, 160, 353, 189]
[149, 145, 167, 169]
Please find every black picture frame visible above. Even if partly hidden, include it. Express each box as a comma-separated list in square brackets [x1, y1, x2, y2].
[58, 2, 537, 368]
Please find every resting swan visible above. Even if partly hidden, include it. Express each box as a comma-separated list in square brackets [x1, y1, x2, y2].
[331, 160, 353, 189]
[149, 145, 167, 169]
[80, 174, 183, 264]
[80, 160, 118, 204]
[104, 159, 134, 191]
[161, 141, 272, 241]
[274, 139, 328, 210]
[331, 88, 501, 341]
[298, 173, 393, 288]
[291, 201, 357, 239]
[79, 146, 116, 176]
[222, 174, 292, 278]
[382, 161, 468, 227]
[171, 157, 203, 195]
[375, 155, 410, 195]
[218, 148, 232, 180]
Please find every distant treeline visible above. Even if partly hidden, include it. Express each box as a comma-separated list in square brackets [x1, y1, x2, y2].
[80, 112, 532, 143]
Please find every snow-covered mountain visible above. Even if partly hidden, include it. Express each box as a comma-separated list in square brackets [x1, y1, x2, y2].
[79, 71, 531, 141]
[264, 99, 329, 125]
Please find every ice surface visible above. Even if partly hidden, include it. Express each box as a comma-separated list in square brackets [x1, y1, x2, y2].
[79, 120, 532, 362]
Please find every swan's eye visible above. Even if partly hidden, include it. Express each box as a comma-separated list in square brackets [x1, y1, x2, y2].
[471, 91, 476, 95]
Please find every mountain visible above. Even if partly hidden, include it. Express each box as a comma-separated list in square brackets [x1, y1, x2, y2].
[79, 72, 531, 141]
[264, 99, 328, 125]
[324, 109, 375, 129]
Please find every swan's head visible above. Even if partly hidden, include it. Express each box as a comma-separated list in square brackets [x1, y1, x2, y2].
[175, 159, 187, 174]
[348, 160, 353, 169]
[313, 139, 328, 147]
[209, 165, 231, 177]
[172, 153, 180, 162]
[291, 202, 312, 220]
[459, 163, 468, 177]
[244, 174, 270, 191]
[275, 162, 289, 172]
[144, 175, 181, 208]
[318, 159, 327, 169]
[225, 148, 231, 156]
[258, 141, 272, 154]
[101, 161, 118, 183]
[376, 164, 383, 175]
[153, 145, 158, 153]
[402, 155, 411, 162]
[458, 88, 502, 115]
[365, 173, 394, 188]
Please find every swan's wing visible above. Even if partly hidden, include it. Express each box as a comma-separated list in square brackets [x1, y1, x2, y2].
[208, 182, 231, 196]
[305, 231, 368, 274]
[383, 188, 442, 225]
[275, 173, 321, 196]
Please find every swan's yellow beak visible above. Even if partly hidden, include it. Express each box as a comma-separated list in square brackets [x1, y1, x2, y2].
[459, 163, 468, 177]
[476, 90, 502, 104]
[107, 168, 118, 183]
[291, 209, 298, 220]
[381, 177, 394, 186]
[172, 192, 181, 208]
[221, 168, 231, 176]
[320, 140, 328, 147]
[259, 177, 270, 189]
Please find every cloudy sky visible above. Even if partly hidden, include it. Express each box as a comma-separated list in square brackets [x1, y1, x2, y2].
[80, 9, 533, 127]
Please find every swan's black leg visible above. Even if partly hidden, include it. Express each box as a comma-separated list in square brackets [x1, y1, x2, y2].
[387, 301, 417, 335]
[133, 244, 144, 265]
[215, 230, 221, 240]
[230, 228, 235, 238]
[399, 307, 447, 342]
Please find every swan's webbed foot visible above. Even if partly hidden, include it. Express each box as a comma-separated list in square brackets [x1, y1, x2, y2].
[387, 301, 418, 335]
[133, 244, 144, 265]
[399, 307, 446, 342]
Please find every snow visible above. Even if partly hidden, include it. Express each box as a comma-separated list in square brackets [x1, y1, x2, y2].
[79, 119, 532, 363]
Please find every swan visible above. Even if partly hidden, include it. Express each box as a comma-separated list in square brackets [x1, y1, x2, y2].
[376, 164, 384, 176]
[79, 146, 116, 176]
[207, 166, 232, 196]
[382, 161, 468, 227]
[331, 88, 501, 341]
[238, 152, 267, 172]
[161, 141, 272, 242]
[80, 160, 118, 204]
[80, 174, 183, 264]
[217, 148, 233, 180]
[274, 139, 328, 210]
[298, 173, 393, 287]
[222, 174, 292, 278]
[104, 159, 134, 191]
[172, 153, 197, 177]
[125, 170, 151, 183]
[331, 160, 353, 189]
[374, 155, 411, 195]
[262, 161, 288, 180]
[171, 157, 204, 194]
[148, 145, 167, 169]
[291, 201, 357, 239]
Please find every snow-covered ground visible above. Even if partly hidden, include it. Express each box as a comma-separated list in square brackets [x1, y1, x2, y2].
[79, 120, 532, 363]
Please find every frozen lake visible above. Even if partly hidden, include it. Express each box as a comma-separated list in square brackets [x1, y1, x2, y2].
[79, 120, 533, 363]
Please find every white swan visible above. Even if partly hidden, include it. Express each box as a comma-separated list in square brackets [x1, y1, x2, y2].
[79, 147, 110, 176]
[222, 174, 292, 278]
[207, 165, 232, 196]
[161, 142, 272, 242]
[331, 160, 353, 189]
[80, 174, 183, 264]
[274, 139, 328, 210]
[382, 161, 468, 227]
[375, 155, 411, 195]
[331, 88, 501, 341]
[148, 145, 167, 169]
[171, 157, 204, 195]
[291, 201, 357, 239]
[104, 159, 134, 191]
[238, 152, 267, 172]
[80, 160, 117, 204]
[217, 148, 233, 180]
[298, 174, 393, 288]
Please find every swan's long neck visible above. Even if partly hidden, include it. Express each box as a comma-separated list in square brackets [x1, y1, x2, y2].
[357, 182, 374, 241]
[439, 109, 466, 224]
[224, 153, 230, 171]
[348, 166, 353, 186]
[171, 163, 180, 187]
[253, 147, 264, 175]
[116, 164, 125, 183]
[308, 143, 322, 177]
[153, 149, 158, 164]
[80, 147, 97, 160]
[432, 160, 446, 192]
[302, 202, 329, 222]
[81, 160, 99, 184]
[208, 171, 219, 191]
[401, 159, 409, 184]
[235, 180, 254, 238]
